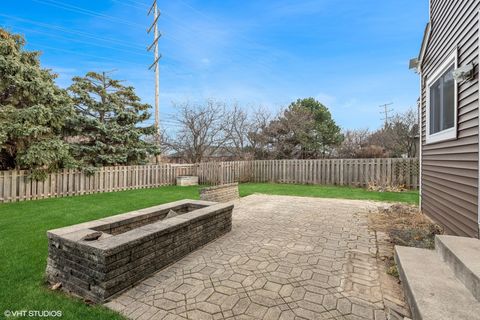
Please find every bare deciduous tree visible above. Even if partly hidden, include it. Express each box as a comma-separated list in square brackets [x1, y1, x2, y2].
[164, 99, 417, 162]
[336, 129, 371, 158]
[223, 104, 272, 160]
[223, 103, 251, 159]
[367, 107, 419, 158]
[165, 100, 229, 163]
[335, 107, 419, 159]
[390, 108, 419, 158]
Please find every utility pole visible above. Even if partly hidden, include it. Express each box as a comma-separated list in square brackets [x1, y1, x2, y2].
[147, 0, 161, 162]
[379, 102, 394, 128]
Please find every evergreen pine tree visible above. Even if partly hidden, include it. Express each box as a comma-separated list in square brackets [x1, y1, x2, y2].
[67, 71, 159, 169]
[0, 28, 74, 178]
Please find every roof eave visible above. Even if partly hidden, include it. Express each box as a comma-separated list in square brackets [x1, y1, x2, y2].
[417, 22, 431, 74]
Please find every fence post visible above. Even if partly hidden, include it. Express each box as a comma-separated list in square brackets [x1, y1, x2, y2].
[220, 162, 224, 185]
[340, 159, 344, 186]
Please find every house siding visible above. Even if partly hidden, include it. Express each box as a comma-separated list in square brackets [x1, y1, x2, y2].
[420, 0, 479, 237]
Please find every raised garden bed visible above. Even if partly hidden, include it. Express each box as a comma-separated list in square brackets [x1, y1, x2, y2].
[45, 199, 233, 303]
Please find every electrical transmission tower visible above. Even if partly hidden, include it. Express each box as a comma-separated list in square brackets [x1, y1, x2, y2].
[147, 0, 161, 133]
[379, 103, 394, 128]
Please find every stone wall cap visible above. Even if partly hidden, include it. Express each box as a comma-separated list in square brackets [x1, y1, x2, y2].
[61, 228, 112, 242]
[47, 199, 217, 237]
[200, 183, 239, 193]
[47, 220, 107, 237]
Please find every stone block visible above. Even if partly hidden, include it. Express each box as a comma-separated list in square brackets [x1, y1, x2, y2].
[176, 176, 199, 186]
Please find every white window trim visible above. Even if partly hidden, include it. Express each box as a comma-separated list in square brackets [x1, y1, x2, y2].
[425, 50, 458, 144]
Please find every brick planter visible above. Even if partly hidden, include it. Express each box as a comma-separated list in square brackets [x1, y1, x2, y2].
[45, 199, 233, 303]
[200, 183, 240, 202]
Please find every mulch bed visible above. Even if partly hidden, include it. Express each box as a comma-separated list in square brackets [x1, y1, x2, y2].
[370, 203, 443, 250]
[369, 203, 444, 279]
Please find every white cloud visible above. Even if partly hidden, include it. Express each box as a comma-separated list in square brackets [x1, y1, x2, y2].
[315, 92, 336, 106]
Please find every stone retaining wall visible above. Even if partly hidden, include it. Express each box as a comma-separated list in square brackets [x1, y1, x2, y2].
[45, 199, 233, 303]
[199, 183, 240, 202]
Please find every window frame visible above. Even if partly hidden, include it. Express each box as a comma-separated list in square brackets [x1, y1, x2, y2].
[425, 51, 458, 144]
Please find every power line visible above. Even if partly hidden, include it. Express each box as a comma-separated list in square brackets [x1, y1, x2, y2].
[175, 0, 272, 52]
[111, 0, 148, 10]
[12, 26, 151, 58]
[32, 0, 145, 28]
[27, 42, 150, 69]
[118, 0, 150, 9]
[157, 0, 291, 88]
[110, 0, 219, 48]
[0, 11, 226, 68]
[13, 0, 290, 123]
[0, 14, 144, 50]
[379, 103, 394, 127]
[108, 0, 283, 77]
[0, 14, 189, 67]
[23, 1, 282, 79]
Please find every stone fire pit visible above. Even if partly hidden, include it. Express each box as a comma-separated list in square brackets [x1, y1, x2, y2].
[45, 199, 233, 303]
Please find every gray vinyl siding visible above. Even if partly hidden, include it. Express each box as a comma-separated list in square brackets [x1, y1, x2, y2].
[420, 0, 479, 237]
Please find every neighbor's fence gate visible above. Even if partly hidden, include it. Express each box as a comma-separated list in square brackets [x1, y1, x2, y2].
[0, 158, 418, 203]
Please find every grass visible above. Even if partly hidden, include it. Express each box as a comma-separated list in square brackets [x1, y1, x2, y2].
[240, 183, 419, 205]
[0, 183, 418, 319]
[0, 186, 201, 320]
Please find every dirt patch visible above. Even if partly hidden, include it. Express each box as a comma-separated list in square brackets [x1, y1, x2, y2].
[368, 203, 443, 320]
[370, 203, 443, 250]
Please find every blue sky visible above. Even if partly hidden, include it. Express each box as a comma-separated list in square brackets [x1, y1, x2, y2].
[1, 0, 428, 130]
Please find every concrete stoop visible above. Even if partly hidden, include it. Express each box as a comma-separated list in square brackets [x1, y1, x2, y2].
[394, 235, 480, 320]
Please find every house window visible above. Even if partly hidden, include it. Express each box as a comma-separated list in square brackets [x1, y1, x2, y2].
[426, 52, 457, 144]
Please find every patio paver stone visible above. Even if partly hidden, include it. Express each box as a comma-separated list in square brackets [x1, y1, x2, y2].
[105, 194, 398, 320]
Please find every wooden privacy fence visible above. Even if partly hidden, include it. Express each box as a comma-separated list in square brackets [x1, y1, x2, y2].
[196, 158, 419, 189]
[0, 158, 418, 203]
[0, 164, 188, 203]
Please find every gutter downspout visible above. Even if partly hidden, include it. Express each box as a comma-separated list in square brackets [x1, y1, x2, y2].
[417, 59, 423, 211]
[418, 94, 422, 211]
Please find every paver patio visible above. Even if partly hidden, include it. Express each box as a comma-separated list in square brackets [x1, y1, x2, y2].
[105, 194, 396, 320]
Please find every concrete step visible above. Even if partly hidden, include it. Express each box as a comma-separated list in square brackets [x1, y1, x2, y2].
[394, 246, 480, 320]
[435, 235, 480, 302]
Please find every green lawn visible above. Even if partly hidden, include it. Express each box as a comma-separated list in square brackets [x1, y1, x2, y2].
[0, 183, 418, 319]
[240, 183, 419, 204]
